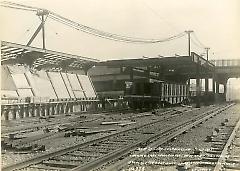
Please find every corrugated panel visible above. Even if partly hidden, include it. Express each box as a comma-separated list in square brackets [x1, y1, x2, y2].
[28, 71, 57, 99]
[67, 74, 82, 90]
[2, 65, 33, 97]
[11, 74, 30, 89]
[61, 73, 75, 98]
[7, 65, 28, 74]
[1, 90, 18, 98]
[17, 89, 33, 97]
[73, 91, 85, 98]
[24, 72, 37, 96]
[67, 73, 85, 98]
[47, 72, 70, 99]
[78, 75, 96, 98]
[1, 65, 17, 91]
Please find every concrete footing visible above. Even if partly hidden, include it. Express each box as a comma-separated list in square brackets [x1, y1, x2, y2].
[1, 99, 100, 121]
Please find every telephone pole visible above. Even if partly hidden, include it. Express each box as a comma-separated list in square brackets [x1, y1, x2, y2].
[36, 9, 49, 49]
[185, 30, 194, 57]
[205, 47, 210, 61]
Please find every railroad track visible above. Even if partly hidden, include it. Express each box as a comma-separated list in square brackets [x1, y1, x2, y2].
[98, 103, 235, 171]
[2, 108, 139, 148]
[2, 105, 230, 171]
[2, 109, 170, 152]
[213, 114, 240, 171]
[103, 103, 237, 171]
[2, 108, 179, 171]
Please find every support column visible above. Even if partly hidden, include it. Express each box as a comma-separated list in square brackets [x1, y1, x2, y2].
[19, 105, 24, 118]
[56, 104, 60, 115]
[196, 56, 201, 108]
[212, 75, 216, 103]
[36, 105, 41, 117]
[41, 105, 46, 116]
[205, 78, 209, 93]
[187, 78, 190, 99]
[12, 108, 17, 120]
[65, 103, 69, 114]
[216, 80, 220, 103]
[223, 81, 227, 101]
[60, 103, 65, 114]
[212, 78, 215, 93]
[25, 105, 30, 117]
[216, 81, 219, 94]
[46, 104, 50, 116]
[69, 103, 73, 113]
[31, 104, 35, 117]
[204, 78, 209, 105]
[4, 110, 9, 121]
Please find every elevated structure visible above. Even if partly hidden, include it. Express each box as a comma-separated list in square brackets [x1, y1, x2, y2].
[89, 54, 239, 106]
[1, 41, 99, 120]
[89, 52, 214, 107]
[92, 53, 214, 83]
[211, 59, 240, 83]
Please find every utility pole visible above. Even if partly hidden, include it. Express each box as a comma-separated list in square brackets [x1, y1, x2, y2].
[205, 47, 210, 61]
[36, 9, 49, 49]
[185, 30, 193, 102]
[196, 55, 200, 108]
[185, 30, 194, 57]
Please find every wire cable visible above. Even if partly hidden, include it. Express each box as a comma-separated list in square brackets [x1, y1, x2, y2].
[49, 11, 187, 43]
[192, 32, 206, 48]
[1, 1, 39, 10]
[0, 4, 37, 11]
[1, 1, 187, 44]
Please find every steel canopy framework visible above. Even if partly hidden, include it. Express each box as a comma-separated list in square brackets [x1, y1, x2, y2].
[1, 41, 99, 71]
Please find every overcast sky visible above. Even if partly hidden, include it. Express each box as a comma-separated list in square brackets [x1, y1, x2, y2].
[0, 0, 239, 61]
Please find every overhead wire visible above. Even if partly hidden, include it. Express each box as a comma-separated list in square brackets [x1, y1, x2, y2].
[1, 1, 187, 44]
[0, 4, 37, 11]
[1, 1, 39, 10]
[191, 37, 205, 49]
[192, 32, 206, 48]
[49, 13, 186, 43]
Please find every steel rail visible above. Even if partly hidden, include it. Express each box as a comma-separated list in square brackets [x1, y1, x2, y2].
[69, 104, 233, 171]
[2, 105, 230, 171]
[2, 110, 177, 171]
[213, 115, 240, 171]
[99, 104, 235, 171]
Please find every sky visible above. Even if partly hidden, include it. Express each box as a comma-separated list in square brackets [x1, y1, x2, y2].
[0, 0, 239, 61]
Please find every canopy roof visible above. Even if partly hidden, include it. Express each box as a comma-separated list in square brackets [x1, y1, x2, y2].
[1, 41, 99, 71]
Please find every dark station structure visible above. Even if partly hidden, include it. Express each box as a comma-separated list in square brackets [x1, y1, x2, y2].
[89, 53, 240, 108]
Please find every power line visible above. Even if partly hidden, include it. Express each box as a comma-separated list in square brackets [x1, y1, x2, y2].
[191, 37, 205, 49]
[1, 1, 39, 10]
[192, 32, 206, 48]
[0, 4, 37, 11]
[1, 1, 187, 44]
[49, 11, 187, 44]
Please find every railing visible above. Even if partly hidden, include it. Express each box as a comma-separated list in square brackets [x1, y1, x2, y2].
[210, 59, 240, 67]
[1, 97, 99, 105]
